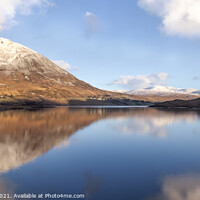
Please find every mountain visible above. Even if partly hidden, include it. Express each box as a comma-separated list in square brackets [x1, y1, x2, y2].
[126, 86, 200, 102]
[0, 37, 145, 106]
[1, 37, 198, 106]
[127, 86, 200, 96]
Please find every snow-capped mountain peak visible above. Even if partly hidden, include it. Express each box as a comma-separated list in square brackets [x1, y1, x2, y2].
[0, 37, 68, 76]
[127, 86, 200, 96]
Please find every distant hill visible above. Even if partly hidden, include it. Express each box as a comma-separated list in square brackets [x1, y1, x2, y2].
[125, 86, 200, 102]
[151, 98, 200, 108]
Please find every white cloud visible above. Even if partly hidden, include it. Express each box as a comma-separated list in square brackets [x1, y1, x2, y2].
[138, 0, 200, 38]
[112, 90, 128, 93]
[84, 11, 102, 37]
[0, 0, 54, 32]
[53, 60, 71, 70]
[111, 73, 169, 90]
[53, 60, 79, 71]
[151, 174, 200, 200]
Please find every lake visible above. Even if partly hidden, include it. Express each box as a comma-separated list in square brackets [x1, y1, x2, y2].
[0, 107, 200, 200]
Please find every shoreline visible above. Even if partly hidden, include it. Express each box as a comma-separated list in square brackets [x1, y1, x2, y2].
[1, 98, 200, 111]
[150, 98, 200, 109]
[0, 98, 152, 111]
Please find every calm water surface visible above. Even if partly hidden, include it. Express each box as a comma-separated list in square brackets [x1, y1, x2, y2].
[0, 107, 200, 200]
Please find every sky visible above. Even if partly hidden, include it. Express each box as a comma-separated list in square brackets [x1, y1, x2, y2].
[0, 0, 200, 91]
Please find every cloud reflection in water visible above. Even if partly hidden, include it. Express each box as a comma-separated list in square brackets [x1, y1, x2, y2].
[115, 109, 199, 137]
[149, 174, 200, 200]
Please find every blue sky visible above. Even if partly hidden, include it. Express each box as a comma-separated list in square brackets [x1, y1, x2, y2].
[0, 0, 200, 91]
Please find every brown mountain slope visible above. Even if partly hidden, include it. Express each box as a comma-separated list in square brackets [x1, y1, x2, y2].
[130, 93, 200, 103]
[0, 37, 143, 105]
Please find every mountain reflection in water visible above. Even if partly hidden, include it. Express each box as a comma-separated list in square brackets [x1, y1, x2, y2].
[0, 107, 113, 173]
[0, 107, 200, 200]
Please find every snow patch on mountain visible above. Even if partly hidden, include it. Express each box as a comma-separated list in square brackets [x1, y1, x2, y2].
[127, 86, 200, 96]
[0, 37, 68, 76]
